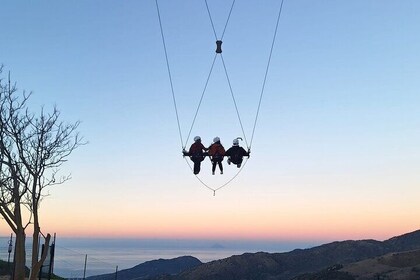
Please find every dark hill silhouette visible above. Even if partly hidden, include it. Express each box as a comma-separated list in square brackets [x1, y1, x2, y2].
[153, 229, 420, 280]
[292, 264, 355, 280]
[384, 229, 420, 251]
[341, 249, 420, 279]
[86, 256, 201, 280]
[78, 229, 420, 280]
[295, 249, 420, 280]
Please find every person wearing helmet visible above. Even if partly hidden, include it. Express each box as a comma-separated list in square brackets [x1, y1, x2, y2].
[225, 137, 250, 168]
[183, 136, 208, 175]
[207, 137, 226, 175]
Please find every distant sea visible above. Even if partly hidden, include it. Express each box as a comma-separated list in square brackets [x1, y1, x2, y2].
[0, 237, 320, 278]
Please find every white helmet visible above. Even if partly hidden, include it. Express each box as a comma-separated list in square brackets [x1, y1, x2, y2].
[233, 138, 239, 146]
[213, 136, 220, 143]
[194, 136, 201, 142]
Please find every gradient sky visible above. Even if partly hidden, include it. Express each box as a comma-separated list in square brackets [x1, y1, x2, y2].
[1, 0, 419, 243]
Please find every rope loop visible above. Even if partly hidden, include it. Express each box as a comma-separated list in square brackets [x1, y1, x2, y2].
[183, 156, 249, 195]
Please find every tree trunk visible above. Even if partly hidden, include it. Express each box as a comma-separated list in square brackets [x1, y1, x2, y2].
[29, 224, 40, 280]
[14, 229, 26, 280]
[29, 232, 51, 280]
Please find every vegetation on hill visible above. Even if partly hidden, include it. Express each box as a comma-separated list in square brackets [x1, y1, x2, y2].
[341, 249, 420, 280]
[292, 264, 355, 280]
[153, 229, 420, 280]
[87, 256, 201, 280]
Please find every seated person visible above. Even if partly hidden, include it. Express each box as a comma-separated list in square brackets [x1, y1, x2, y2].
[225, 138, 250, 168]
[208, 137, 225, 175]
[183, 136, 208, 175]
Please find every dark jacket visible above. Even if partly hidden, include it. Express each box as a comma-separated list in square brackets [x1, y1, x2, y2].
[208, 141, 225, 161]
[189, 142, 206, 154]
[225, 146, 249, 164]
[188, 141, 207, 161]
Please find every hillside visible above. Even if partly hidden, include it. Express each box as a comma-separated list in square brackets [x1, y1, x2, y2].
[153, 229, 420, 280]
[341, 249, 420, 279]
[292, 264, 355, 280]
[295, 249, 420, 280]
[86, 256, 201, 280]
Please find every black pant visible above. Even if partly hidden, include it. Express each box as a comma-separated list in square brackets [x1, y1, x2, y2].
[193, 161, 202, 174]
[191, 157, 204, 175]
[212, 160, 223, 173]
[230, 157, 243, 165]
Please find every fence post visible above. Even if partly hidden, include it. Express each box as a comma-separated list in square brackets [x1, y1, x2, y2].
[83, 254, 87, 279]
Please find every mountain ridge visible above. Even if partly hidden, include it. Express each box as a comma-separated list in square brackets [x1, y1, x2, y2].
[86, 256, 201, 280]
[83, 229, 420, 280]
[154, 229, 420, 280]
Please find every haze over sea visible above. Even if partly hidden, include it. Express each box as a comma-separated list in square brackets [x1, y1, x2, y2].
[0, 236, 319, 278]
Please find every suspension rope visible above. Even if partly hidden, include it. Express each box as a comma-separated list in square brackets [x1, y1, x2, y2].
[204, 0, 218, 40]
[156, 0, 285, 194]
[221, 0, 236, 40]
[155, 0, 184, 148]
[204, 0, 247, 147]
[204, 0, 236, 40]
[249, 0, 285, 148]
[214, 157, 248, 192]
[156, 0, 237, 149]
[184, 53, 218, 147]
[183, 157, 216, 193]
[220, 54, 249, 148]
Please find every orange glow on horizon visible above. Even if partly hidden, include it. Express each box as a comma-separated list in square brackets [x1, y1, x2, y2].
[36, 222, 419, 243]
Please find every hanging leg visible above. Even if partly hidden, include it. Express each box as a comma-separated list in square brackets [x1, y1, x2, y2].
[236, 158, 243, 168]
[193, 161, 201, 175]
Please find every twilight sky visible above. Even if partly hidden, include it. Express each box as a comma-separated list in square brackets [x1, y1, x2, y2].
[1, 0, 419, 242]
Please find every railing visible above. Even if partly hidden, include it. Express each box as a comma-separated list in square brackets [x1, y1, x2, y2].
[0, 236, 119, 279]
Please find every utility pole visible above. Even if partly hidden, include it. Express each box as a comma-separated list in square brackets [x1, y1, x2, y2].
[83, 254, 87, 279]
[7, 233, 13, 264]
[7, 233, 13, 278]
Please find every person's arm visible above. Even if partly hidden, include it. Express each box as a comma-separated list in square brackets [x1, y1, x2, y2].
[220, 146, 226, 155]
[203, 144, 209, 151]
[242, 147, 250, 157]
[207, 144, 213, 155]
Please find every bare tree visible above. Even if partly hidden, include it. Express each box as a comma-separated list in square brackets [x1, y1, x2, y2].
[0, 66, 84, 279]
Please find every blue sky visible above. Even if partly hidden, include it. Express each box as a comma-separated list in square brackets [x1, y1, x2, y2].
[1, 0, 420, 241]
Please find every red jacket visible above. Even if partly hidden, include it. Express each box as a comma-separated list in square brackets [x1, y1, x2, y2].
[189, 142, 206, 155]
[208, 142, 225, 157]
